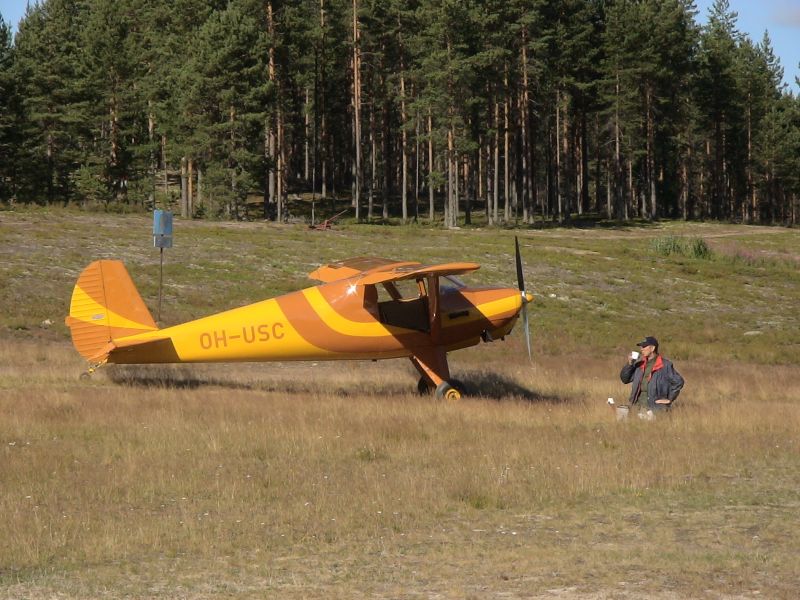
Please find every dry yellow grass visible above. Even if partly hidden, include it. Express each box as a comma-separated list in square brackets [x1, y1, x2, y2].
[2, 339, 799, 598]
[2, 210, 799, 597]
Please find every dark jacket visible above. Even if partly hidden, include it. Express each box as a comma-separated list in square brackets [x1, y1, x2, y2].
[620, 355, 684, 410]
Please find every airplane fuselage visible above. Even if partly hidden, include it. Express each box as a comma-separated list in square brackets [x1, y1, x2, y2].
[107, 278, 523, 364]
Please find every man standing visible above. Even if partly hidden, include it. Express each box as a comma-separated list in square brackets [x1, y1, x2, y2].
[620, 336, 684, 417]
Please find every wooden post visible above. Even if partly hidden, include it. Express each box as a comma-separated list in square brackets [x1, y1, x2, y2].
[187, 158, 194, 218]
[180, 156, 188, 218]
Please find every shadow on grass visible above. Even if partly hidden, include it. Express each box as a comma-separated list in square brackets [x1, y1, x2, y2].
[106, 365, 566, 403]
[106, 366, 255, 391]
[458, 371, 566, 403]
[106, 365, 405, 396]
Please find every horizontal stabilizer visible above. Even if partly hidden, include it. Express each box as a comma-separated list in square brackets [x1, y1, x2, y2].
[107, 337, 180, 364]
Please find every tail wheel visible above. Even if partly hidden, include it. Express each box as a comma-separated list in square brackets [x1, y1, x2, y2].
[435, 381, 463, 402]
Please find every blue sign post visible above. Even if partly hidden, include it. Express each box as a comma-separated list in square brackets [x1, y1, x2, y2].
[153, 210, 173, 322]
[153, 209, 173, 248]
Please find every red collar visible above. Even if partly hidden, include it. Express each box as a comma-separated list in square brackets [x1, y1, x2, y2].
[640, 355, 664, 380]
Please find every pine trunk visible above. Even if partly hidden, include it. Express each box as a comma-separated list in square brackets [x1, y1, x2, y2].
[381, 67, 390, 220]
[304, 88, 310, 182]
[369, 99, 376, 220]
[266, 2, 276, 219]
[187, 158, 193, 218]
[397, 19, 408, 223]
[520, 34, 531, 224]
[352, 0, 361, 220]
[197, 167, 203, 210]
[646, 85, 656, 219]
[746, 100, 755, 223]
[148, 103, 156, 208]
[428, 110, 434, 223]
[414, 111, 420, 222]
[493, 101, 500, 225]
[580, 110, 589, 216]
[503, 77, 510, 222]
[319, 0, 327, 200]
[555, 91, 562, 222]
[230, 106, 238, 219]
[614, 71, 623, 220]
[161, 134, 168, 201]
[180, 156, 188, 218]
[447, 125, 454, 227]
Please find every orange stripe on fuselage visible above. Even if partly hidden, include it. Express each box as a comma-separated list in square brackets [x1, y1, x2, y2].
[278, 282, 522, 358]
[316, 280, 382, 323]
[276, 287, 428, 358]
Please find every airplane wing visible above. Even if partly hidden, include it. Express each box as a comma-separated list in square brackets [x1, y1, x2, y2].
[309, 257, 421, 282]
[357, 262, 480, 285]
[309, 257, 479, 285]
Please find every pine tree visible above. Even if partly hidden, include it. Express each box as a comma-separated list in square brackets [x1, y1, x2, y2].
[0, 13, 20, 201]
[600, 0, 640, 220]
[4, 0, 798, 225]
[180, 0, 270, 218]
[736, 32, 786, 222]
[13, 0, 91, 203]
[696, 0, 744, 219]
[79, 0, 145, 205]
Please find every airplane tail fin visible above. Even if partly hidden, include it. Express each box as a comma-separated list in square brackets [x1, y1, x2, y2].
[65, 260, 159, 362]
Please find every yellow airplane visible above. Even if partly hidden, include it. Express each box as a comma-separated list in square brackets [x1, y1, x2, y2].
[66, 239, 533, 400]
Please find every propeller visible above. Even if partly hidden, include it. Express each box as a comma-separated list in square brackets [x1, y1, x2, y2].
[515, 236, 533, 361]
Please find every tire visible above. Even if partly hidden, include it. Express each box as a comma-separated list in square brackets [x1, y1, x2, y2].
[450, 379, 466, 394]
[417, 377, 434, 395]
[435, 381, 462, 402]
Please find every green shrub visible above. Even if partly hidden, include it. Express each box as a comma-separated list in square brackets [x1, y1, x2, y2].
[651, 236, 683, 256]
[688, 237, 712, 259]
[651, 236, 713, 260]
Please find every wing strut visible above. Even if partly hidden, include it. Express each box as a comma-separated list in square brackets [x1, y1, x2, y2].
[427, 274, 441, 343]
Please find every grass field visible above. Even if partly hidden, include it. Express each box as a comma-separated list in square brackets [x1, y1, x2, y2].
[1, 207, 799, 598]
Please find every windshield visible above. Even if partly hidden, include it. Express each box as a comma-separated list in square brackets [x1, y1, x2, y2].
[440, 275, 466, 291]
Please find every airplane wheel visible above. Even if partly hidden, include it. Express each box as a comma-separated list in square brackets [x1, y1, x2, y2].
[79, 372, 91, 381]
[417, 377, 434, 395]
[435, 381, 462, 402]
[450, 379, 466, 393]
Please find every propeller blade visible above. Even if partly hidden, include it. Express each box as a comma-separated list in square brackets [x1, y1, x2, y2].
[522, 303, 532, 362]
[515, 236, 532, 362]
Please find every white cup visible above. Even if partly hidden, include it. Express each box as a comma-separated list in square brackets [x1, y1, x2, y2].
[630, 351, 640, 360]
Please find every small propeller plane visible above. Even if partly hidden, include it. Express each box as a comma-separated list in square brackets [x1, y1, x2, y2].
[66, 239, 533, 400]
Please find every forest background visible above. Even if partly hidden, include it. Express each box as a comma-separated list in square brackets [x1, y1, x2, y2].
[0, 0, 799, 227]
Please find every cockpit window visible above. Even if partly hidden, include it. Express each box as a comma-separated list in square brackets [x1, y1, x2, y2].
[441, 275, 465, 291]
[392, 278, 424, 299]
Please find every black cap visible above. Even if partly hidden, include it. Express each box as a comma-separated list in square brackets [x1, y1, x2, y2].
[637, 336, 659, 348]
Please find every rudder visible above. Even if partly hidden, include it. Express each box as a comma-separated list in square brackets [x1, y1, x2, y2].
[65, 260, 158, 361]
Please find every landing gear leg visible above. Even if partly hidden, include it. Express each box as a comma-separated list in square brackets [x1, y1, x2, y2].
[410, 348, 465, 401]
